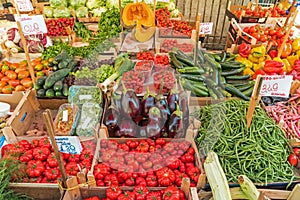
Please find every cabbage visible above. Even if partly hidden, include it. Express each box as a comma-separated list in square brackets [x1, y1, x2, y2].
[53, 6, 71, 18]
[70, 0, 86, 9]
[50, 0, 67, 8]
[86, 0, 98, 9]
[91, 7, 106, 17]
[43, 6, 53, 18]
[76, 7, 88, 18]
[7, 28, 20, 44]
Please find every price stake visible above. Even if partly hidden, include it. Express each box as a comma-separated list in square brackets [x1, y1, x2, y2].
[14, 0, 33, 12]
[15, 15, 47, 35]
[259, 75, 293, 98]
[53, 136, 83, 155]
[199, 22, 213, 35]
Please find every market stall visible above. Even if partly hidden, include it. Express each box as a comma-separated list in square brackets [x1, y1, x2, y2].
[1, 0, 300, 200]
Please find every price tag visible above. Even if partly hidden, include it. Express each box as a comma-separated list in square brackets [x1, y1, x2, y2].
[259, 75, 293, 98]
[15, 15, 47, 35]
[62, 110, 68, 122]
[79, 95, 92, 100]
[200, 22, 213, 34]
[14, 0, 33, 12]
[53, 136, 82, 154]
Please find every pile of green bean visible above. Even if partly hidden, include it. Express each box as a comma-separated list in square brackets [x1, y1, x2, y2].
[194, 99, 295, 184]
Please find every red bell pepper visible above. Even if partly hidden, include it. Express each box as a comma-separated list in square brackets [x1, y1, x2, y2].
[163, 186, 181, 200]
[106, 186, 122, 200]
[146, 174, 158, 187]
[156, 167, 176, 186]
[146, 192, 162, 200]
[268, 50, 278, 59]
[239, 42, 252, 58]
[187, 166, 201, 183]
[133, 185, 149, 200]
[252, 69, 266, 79]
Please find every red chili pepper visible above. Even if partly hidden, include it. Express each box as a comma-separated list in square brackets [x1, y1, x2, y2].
[268, 50, 278, 59]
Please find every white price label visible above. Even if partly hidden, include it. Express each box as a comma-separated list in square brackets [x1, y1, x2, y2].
[259, 75, 293, 98]
[54, 136, 82, 154]
[16, 15, 47, 35]
[79, 95, 92, 100]
[200, 22, 213, 34]
[15, 0, 33, 12]
[62, 110, 68, 122]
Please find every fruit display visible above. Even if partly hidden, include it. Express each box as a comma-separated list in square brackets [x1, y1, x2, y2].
[93, 138, 201, 187]
[1, 137, 95, 183]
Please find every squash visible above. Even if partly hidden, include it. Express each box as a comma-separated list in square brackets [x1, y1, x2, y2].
[122, 2, 155, 28]
[135, 23, 156, 42]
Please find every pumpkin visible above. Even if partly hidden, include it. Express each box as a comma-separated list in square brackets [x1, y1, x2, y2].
[122, 2, 155, 28]
[135, 25, 156, 42]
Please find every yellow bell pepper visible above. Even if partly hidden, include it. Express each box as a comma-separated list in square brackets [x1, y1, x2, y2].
[243, 68, 254, 76]
[292, 38, 300, 52]
[251, 46, 266, 58]
[287, 55, 299, 67]
[282, 59, 292, 73]
[248, 54, 260, 63]
[235, 56, 252, 68]
[265, 55, 272, 61]
[252, 62, 264, 72]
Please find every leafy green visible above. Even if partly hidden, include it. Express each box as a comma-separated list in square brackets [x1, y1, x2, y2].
[74, 22, 92, 42]
[53, 6, 71, 18]
[43, 6, 53, 18]
[72, 64, 115, 83]
[97, 7, 121, 40]
[75, 7, 88, 18]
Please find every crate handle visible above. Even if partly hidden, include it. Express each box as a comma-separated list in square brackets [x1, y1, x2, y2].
[21, 112, 27, 122]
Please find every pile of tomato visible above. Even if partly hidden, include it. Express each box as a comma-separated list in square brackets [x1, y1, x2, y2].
[160, 39, 193, 53]
[122, 70, 145, 94]
[46, 18, 75, 37]
[153, 70, 175, 94]
[137, 51, 155, 61]
[1, 137, 95, 183]
[288, 147, 300, 167]
[233, 6, 286, 19]
[84, 185, 186, 200]
[94, 139, 201, 188]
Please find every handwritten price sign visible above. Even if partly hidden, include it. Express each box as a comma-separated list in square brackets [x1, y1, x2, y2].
[15, 0, 33, 12]
[53, 136, 83, 154]
[200, 22, 213, 34]
[16, 15, 47, 35]
[259, 75, 293, 98]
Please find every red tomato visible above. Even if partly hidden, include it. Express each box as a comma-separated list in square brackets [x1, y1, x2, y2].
[5, 70, 17, 80]
[294, 148, 300, 156]
[260, 35, 268, 42]
[0, 81, 7, 87]
[269, 29, 276, 36]
[288, 154, 298, 167]
[15, 85, 25, 91]
[20, 78, 33, 88]
[18, 70, 30, 80]
[8, 79, 20, 87]
[2, 85, 14, 94]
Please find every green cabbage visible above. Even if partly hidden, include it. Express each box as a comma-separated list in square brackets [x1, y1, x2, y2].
[53, 6, 71, 18]
[91, 7, 106, 17]
[70, 0, 87, 9]
[43, 6, 53, 18]
[50, 0, 67, 8]
[76, 7, 88, 18]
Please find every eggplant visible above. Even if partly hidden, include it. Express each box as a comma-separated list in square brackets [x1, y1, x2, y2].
[167, 81, 179, 114]
[121, 89, 141, 120]
[111, 92, 122, 112]
[115, 119, 138, 138]
[179, 91, 189, 132]
[168, 104, 184, 138]
[146, 106, 163, 139]
[104, 105, 120, 136]
[141, 87, 156, 118]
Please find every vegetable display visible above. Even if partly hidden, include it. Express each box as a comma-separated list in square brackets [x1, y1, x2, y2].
[74, 22, 92, 42]
[94, 138, 200, 187]
[97, 7, 121, 40]
[194, 99, 295, 184]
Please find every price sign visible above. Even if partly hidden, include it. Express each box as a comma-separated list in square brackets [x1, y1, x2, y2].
[259, 75, 293, 98]
[53, 136, 83, 154]
[16, 15, 47, 35]
[200, 22, 213, 34]
[14, 0, 34, 12]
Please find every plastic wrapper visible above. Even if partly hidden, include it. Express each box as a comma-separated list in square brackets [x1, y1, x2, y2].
[54, 104, 79, 136]
[75, 6, 88, 18]
[70, 0, 87, 9]
[68, 86, 102, 105]
[43, 6, 53, 18]
[53, 6, 71, 18]
[76, 102, 102, 136]
[50, 0, 67, 8]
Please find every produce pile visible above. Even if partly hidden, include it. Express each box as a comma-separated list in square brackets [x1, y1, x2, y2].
[84, 186, 187, 200]
[170, 49, 253, 100]
[194, 99, 295, 184]
[232, 5, 287, 19]
[1, 137, 95, 183]
[46, 18, 75, 37]
[94, 139, 201, 187]
[0, 60, 33, 94]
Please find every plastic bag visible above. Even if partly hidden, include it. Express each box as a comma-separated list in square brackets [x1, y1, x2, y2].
[75, 6, 88, 18]
[43, 6, 53, 18]
[50, 0, 67, 8]
[76, 102, 102, 136]
[68, 86, 102, 105]
[70, 0, 87, 9]
[53, 6, 71, 18]
[54, 104, 79, 136]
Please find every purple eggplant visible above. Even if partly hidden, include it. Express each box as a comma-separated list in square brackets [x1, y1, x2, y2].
[167, 80, 179, 114]
[111, 92, 122, 112]
[168, 104, 184, 138]
[104, 105, 120, 136]
[121, 89, 141, 120]
[146, 106, 163, 139]
[115, 119, 138, 138]
[141, 87, 156, 118]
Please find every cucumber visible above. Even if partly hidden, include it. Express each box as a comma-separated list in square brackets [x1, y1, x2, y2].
[175, 53, 194, 67]
[242, 86, 254, 97]
[205, 78, 224, 99]
[169, 52, 183, 69]
[54, 50, 68, 63]
[44, 68, 71, 90]
[36, 76, 47, 86]
[181, 78, 209, 97]
[220, 62, 244, 70]
[58, 60, 69, 69]
[178, 67, 205, 75]
[62, 83, 69, 97]
[67, 60, 78, 71]
[204, 54, 221, 69]
[221, 67, 245, 76]
[227, 80, 254, 87]
[197, 49, 205, 64]
[225, 74, 251, 80]
[237, 82, 255, 92]
[53, 80, 64, 91]
[179, 74, 206, 82]
[45, 89, 55, 98]
[34, 84, 41, 90]
[37, 89, 45, 97]
[225, 84, 250, 101]
[55, 91, 63, 97]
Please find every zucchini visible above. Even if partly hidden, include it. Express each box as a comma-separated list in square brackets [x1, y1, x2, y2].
[221, 52, 227, 62]
[55, 91, 63, 97]
[197, 49, 205, 64]
[237, 82, 255, 92]
[62, 83, 69, 97]
[44, 68, 71, 90]
[204, 54, 221, 69]
[175, 52, 195, 67]
[225, 84, 250, 101]
[225, 74, 251, 80]
[54, 50, 68, 63]
[212, 54, 221, 62]
[178, 67, 205, 75]
[36, 76, 47, 86]
[37, 89, 45, 97]
[207, 86, 218, 99]
[181, 78, 209, 97]
[45, 89, 55, 98]
[205, 78, 224, 99]
[227, 80, 254, 87]
[179, 74, 206, 82]
[221, 67, 245, 76]
[220, 62, 244, 70]
[58, 60, 69, 69]
[242, 86, 254, 97]
[169, 52, 183, 69]
[53, 80, 64, 91]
